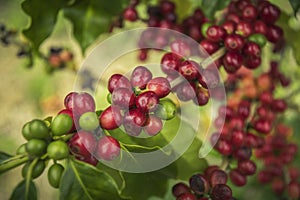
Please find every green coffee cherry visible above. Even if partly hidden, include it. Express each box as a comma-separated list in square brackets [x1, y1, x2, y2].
[155, 99, 177, 120]
[22, 160, 46, 179]
[26, 139, 47, 157]
[51, 114, 73, 136]
[47, 140, 69, 160]
[79, 112, 99, 131]
[48, 163, 64, 188]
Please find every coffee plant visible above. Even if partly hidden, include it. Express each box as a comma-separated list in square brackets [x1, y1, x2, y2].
[1, 0, 300, 200]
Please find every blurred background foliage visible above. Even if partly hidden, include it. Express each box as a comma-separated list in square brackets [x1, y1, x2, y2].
[0, 0, 300, 199]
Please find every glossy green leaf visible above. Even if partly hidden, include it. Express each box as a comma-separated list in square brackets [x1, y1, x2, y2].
[0, 152, 12, 163]
[10, 180, 37, 200]
[59, 159, 129, 200]
[201, 0, 230, 20]
[21, 0, 66, 50]
[169, 137, 208, 180]
[277, 13, 300, 65]
[289, 0, 300, 16]
[63, 0, 128, 53]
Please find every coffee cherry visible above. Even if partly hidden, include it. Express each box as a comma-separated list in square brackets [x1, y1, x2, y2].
[243, 42, 261, 57]
[99, 106, 123, 130]
[147, 77, 171, 98]
[231, 130, 245, 147]
[199, 68, 220, 89]
[210, 169, 228, 187]
[154, 98, 176, 120]
[222, 51, 243, 74]
[237, 100, 251, 119]
[75, 155, 98, 166]
[131, 66, 153, 89]
[242, 4, 258, 21]
[271, 179, 285, 195]
[123, 108, 147, 136]
[123, 7, 138, 22]
[68, 131, 97, 158]
[259, 3, 280, 24]
[16, 144, 27, 155]
[201, 22, 213, 38]
[47, 140, 69, 160]
[161, 52, 182, 75]
[143, 115, 163, 136]
[194, 88, 210, 106]
[26, 139, 47, 157]
[189, 174, 209, 195]
[238, 160, 256, 175]
[170, 39, 191, 57]
[172, 182, 191, 197]
[224, 34, 245, 51]
[266, 25, 284, 43]
[236, 21, 253, 37]
[199, 40, 219, 56]
[215, 140, 232, 156]
[271, 99, 287, 112]
[174, 82, 197, 101]
[253, 119, 271, 134]
[221, 21, 236, 35]
[112, 88, 135, 109]
[178, 60, 200, 81]
[73, 92, 96, 116]
[58, 109, 76, 132]
[288, 181, 300, 199]
[51, 114, 73, 136]
[64, 92, 78, 111]
[48, 163, 64, 188]
[136, 91, 159, 112]
[233, 146, 252, 160]
[254, 20, 268, 35]
[160, 0, 175, 13]
[211, 184, 232, 200]
[22, 122, 32, 141]
[22, 119, 50, 140]
[96, 136, 120, 161]
[206, 25, 227, 42]
[108, 74, 132, 93]
[79, 112, 99, 131]
[176, 193, 197, 200]
[22, 160, 46, 179]
[229, 169, 247, 186]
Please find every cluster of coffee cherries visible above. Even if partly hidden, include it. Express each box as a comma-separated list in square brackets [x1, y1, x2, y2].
[99, 66, 177, 137]
[118, 0, 209, 60]
[255, 123, 300, 199]
[46, 47, 75, 72]
[208, 0, 283, 72]
[20, 118, 68, 189]
[19, 91, 123, 189]
[200, 0, 283, 73]
[160, 48, 220, 106]
[172, 166, 236, 200]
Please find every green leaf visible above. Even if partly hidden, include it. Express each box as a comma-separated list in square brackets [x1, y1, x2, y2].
[21, 0, 66, 50]
[201, 0, 230, 20]
[0, 152, 12, 163]
[63, 0, 128, 53]
[10, 180, 37, 200]
[170, 137, 208, 180]
[60, 158, 129, 200]
[121, 169, 170, 199]
[289, 0, 300, 16]
[277, 13, 300, 65]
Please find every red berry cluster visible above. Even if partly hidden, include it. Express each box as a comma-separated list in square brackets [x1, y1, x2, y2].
[47, 47, 74, 70]
[58, 92, 121, 166]
[99, 66, 177, 137]
[172, 166, 236, 200]
[160, 50, 220, 106]
[255, 124, 300, 198]
[211, 0, 283, 72]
